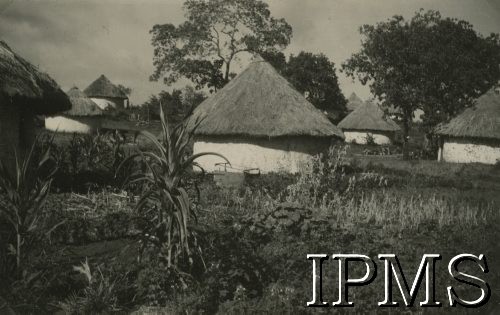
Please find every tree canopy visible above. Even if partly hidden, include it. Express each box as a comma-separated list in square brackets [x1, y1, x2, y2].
[262, 51, 347, 121]
[285, 52, 347, 117]
[140, 86, 206, 123]
[117, 84, 132, 97]
[150, 0, 292, 92]
[342, 10, 500, 158]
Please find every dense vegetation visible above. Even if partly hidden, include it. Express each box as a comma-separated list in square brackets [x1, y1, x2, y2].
[342, 9, 500, 158]
[0, 123, 498, 314]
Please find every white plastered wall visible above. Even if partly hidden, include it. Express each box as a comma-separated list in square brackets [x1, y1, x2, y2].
[440, 138, 500, 164]
[343, 130, 393, 145]
[90, 98, 117, 110]
[193, 136, 331, 174]
[45, 116, 100, 134]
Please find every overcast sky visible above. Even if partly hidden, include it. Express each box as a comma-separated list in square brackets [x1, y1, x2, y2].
[1, 0, 500, 104]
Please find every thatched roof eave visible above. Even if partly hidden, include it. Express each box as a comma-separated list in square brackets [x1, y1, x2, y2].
[0, 41, 71, 114]
[435, 89, 500, 140]
[190, 59, 344, 139]
[338, 101, 401, 132]
[84, 75, 128, 99]
[193, 131, 343, 139]
[62, 87, 105, 117]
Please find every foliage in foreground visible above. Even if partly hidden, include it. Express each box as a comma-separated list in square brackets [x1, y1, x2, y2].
[1, 144, 499, 314]
[119, 105, 228, 268]
[0, 137, 57, 273]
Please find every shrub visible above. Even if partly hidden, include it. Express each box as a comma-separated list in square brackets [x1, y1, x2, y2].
[58, 259, 127, 314]
[365, 133, 376, 145]
[243, 172, 296, 199]
[136, 262, 191, 307]
[42, 191, 138, 245]
[49, 131, 128, 192]
[0, 137, 58, 273]
[195, 223, 271, 311]
[285, 145, 350, 207]
[285, 145, 388, 207]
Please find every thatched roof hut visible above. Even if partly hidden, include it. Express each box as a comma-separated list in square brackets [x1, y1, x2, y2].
[190, 57, 344, 174]
[84, 74, 127, 99]
[436, 88, 500, 164]
[436, 88, 500, 140]
[84, 75, 129, 109]
[338, 101, 400, 145]
[0, 41, 70, 115]
[0, 41, 70, 163]
[45, 87, 104, 134]
[65, 87, 104, 117]
[339, 101, 401, 132]
[192, 59, 343, 139]
[346, 92, 363, 112]
[383, 104, 425, 123]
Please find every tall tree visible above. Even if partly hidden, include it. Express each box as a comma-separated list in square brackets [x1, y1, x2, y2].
[180, 85, 207, 114]
[150, 0, 292, 92]
[140, 86, 206, 124]
[117, 84, 132, 97]
[285, 52, 347, 118]
[261, 51, 347, 120]
[342, 10, 500, 159]
[260, 50, 287, 74]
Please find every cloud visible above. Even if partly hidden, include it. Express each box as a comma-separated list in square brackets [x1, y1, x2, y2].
[1, 0, 499, 103]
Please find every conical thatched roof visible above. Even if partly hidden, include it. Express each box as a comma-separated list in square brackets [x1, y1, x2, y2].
[338, 101, 401, 132]
[0, 41, 71, 114]
[435, 88, 500, 140]
[63, 87, 104, 117]
[347, 92, 363, 112]
[190, 59, 344, 139]
[84, 74, 127, 99]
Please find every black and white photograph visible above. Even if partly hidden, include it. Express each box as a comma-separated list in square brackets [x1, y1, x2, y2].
[0, 0, 499, 313]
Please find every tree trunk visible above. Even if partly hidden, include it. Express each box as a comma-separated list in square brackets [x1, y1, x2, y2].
[224, 61, 231, 84]
[402, 117, 410, 160]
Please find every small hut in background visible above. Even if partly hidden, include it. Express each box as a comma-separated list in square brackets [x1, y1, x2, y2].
[0, 41, 71, 163]
[436, 87, 500, 164]
[384, 104, 424, 123]
[190, 57, 344, 174]
[84, 74, 129, 110]
[338, 101, 400, 145]
[346, 92, 363, 113]
[45, 87, 104, 134]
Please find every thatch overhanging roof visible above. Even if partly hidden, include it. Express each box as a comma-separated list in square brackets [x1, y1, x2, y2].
[84, 74, 128, 99]
[190, 58, 344, 139]
[435, 88, 500, 140]
[347, 92, 363, 112]
[63, 87, 104, 117]
[0, 41, 71, 115]
[338, 101, 401, 132]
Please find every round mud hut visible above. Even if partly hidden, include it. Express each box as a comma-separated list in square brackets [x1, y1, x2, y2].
[45, 87, 104, 134]
[338, 101, 400, 145]
[0, 40, 71, 164]
[84, 75, 129, 110]
[189, 58, 344, 174]
[436, 87, 500, 164]
[346, 92, 364, 113]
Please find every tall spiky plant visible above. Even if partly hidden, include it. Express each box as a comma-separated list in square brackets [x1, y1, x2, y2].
[0, 137, 57, 271]
[118, 105, 228, 267]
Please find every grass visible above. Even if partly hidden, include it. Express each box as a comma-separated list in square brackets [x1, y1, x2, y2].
[328, 191, 497, 230]
[4, 128, 500, 313]
[191, 151, 500, 313]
